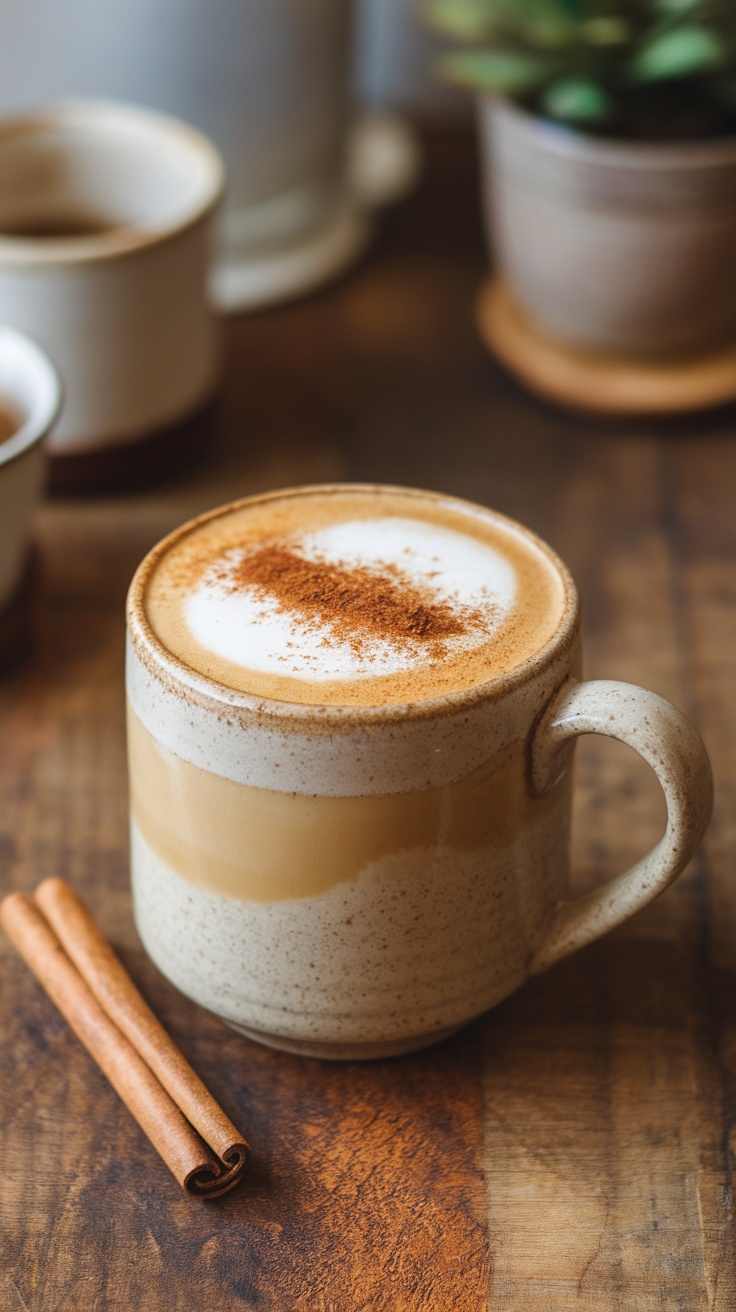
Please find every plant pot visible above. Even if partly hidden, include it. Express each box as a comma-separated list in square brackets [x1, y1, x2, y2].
[479, 97, 736, 360]
[0, 0, 372, 310]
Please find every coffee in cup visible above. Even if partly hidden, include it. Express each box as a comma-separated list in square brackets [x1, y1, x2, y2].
[0, 101, 224, 491]
[126, 485, 713, 1059]
[143, 485, 565, 705]
[0, 402, 20, 445]
[0, 213, 119, 240]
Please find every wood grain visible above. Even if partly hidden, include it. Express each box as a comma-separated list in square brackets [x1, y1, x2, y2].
[1, 125, 735, 1308]
[1, 946, 489, 1310]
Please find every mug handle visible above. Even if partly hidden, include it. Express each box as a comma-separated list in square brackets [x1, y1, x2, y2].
[528, 679, 713, 974]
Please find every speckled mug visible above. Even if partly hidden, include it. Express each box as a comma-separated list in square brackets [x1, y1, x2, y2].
[126, 489, 713, 1060]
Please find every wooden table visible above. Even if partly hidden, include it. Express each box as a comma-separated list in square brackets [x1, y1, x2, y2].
[2, 129, 735, 1311]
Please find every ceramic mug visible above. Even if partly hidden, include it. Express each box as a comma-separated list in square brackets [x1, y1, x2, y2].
[0, 101, 224, 473]
[125, 486, 713, 1060]
[0, 0, 356, 311]
[0, 325, 61, 656]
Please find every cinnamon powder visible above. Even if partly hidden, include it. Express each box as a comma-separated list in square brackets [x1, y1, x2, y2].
[229, 545, 477, 650]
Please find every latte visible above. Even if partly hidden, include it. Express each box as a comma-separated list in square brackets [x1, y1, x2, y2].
[127, 488, 712, 1059]
[143, 486, 565, 707]
[127, 486, 579, 1058]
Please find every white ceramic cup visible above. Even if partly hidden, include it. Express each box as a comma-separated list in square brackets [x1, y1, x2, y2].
[0, 0, 349, 247]
[0, 1, 356, 309]
[0, 325, 61, 612]
[0, 101, 224, 461]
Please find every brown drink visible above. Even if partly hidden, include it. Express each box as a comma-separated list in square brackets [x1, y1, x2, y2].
[0, 212, 118, 240]
[0, 403, 19, 444]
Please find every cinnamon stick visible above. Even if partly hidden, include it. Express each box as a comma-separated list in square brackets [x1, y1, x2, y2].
[1, 884, 248, 1197]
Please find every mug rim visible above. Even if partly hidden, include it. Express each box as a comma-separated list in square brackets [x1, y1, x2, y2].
[0, 99, 225, 268]
[0, 324, 62, 467]
[126, 483, 581, 727]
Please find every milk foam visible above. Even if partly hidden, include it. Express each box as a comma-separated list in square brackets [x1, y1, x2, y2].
[139, 487, 570, 708]
[185, 517, 516, 682]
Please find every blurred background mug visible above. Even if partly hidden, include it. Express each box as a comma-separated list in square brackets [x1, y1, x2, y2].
[0, 101, 224, 487]
[0, 0, 433, 313]
[0, 1, 356, 309]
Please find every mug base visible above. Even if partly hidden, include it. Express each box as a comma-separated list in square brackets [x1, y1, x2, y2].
[222, 1017, 469, 1062]
[48, 397, 217, 496]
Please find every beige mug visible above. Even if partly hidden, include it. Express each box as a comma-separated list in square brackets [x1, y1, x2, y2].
[125, 485, 713, 1060]
[0, 101, 224, 474]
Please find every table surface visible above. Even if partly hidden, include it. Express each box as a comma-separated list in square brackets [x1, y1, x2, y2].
[2, 129, 735, 1312]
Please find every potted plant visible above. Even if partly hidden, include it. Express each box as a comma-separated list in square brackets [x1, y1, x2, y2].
[426, 0, 736, 367]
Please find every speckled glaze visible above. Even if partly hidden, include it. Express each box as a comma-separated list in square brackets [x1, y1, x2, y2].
[126, 486, 714, 1059]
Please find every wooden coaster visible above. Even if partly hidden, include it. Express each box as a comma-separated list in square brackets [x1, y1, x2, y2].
[477, 278, 736, 417]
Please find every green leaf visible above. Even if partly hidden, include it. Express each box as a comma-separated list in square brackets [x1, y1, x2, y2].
[437, 48, 554, 92]
[653, 0, 705, 14]
[513, 0, 579, 48]
[542, 76, 615, 121]
[630, 25, 729, 82]
[424, 0, 501, 41]
[582, 16, 633, 46]
[426, 0, 582, 51]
